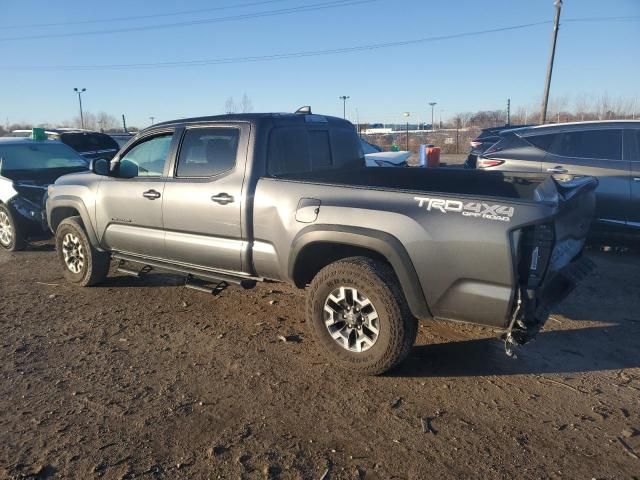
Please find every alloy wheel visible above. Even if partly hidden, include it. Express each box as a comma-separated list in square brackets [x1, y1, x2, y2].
[323, 286, 380, 352]
[62, 233, 85, 274]
[0, 211, 13, 247]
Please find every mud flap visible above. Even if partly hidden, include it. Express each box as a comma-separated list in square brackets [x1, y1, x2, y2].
[504, 255, 595, 356]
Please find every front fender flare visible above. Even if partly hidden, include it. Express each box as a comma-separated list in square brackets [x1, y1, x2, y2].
[47, 196, 101, 250]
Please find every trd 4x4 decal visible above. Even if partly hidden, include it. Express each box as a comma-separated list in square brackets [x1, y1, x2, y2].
[414, 196, 515, 222]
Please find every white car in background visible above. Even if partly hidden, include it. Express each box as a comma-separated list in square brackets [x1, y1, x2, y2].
[361, 138, 411, 167]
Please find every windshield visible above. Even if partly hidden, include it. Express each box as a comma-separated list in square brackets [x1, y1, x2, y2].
[0, 143, 88, 172]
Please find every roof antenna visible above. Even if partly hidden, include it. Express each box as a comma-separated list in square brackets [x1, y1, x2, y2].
[295, 106, 312, 115]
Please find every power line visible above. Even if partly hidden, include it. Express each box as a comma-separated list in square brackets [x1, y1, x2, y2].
[563, 15, 640, 23]
[1, 21, 553, 71]
[0, 0, 378, 42]
[1, 15, 637, 71]
[0, 0, 293, 29]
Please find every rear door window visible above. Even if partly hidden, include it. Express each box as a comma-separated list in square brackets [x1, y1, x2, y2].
[625, 129, 640, 162]
[176, 127, 239, 177]
[525, 133, 557, 152]
[551, 129, 622, 160]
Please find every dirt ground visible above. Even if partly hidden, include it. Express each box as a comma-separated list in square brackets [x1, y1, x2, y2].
[1, 242, 639, 479]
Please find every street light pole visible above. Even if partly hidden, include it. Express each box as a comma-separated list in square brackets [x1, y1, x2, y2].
[149, 116, 155, 125]
[403, 112, 410, 151]
[339, 96, 350, 119]
[428, 102, 437, 130]
[541, 0, 563, 124]
[73, 88, 86, 129]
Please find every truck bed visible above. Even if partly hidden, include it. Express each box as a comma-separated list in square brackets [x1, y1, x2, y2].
[274, 167, 548, 202]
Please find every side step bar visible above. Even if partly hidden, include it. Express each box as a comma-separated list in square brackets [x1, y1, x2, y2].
[112, 253, 260, 290]
[184, 276, 229, 296]
[116, 259, 152, 278]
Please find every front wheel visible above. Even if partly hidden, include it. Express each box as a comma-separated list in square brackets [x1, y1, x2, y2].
[0, 204, 26, 251]
[306, 257, 418, 375]
[55, 216, 110, 286]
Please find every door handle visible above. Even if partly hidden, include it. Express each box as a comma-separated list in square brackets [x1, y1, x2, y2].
[546, 166, 568, 174]
[634, 177, 640, 182]
[142, 189, 161, 200]
[211, 193, 234, 205]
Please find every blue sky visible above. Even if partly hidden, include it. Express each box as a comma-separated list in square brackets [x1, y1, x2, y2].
[0, 0, 638, 128]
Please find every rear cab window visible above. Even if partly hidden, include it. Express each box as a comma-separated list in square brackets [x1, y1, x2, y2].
[267, 125, 363, 176]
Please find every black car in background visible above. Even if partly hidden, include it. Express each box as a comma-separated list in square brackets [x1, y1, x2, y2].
[56, 130, 120, 161]
[0, 138, 88, 250]
[475, 121, 640, 233]
[7, 129, 120, 161]
[465, 124, 534, 168]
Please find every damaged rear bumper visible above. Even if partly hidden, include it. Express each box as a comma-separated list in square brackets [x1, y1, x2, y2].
[505, 253, 595, 355]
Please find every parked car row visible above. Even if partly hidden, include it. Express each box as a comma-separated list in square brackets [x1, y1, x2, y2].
[0, 110, 604, 374]
[474, 121, 640, 233]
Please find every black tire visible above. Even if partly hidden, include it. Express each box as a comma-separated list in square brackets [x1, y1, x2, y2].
[306, 256, 418, 375]
[0, 203, 27, 251]
[55, 216, 110, 287]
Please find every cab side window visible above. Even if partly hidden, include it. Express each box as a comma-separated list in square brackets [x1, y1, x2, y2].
[119, 134, 173, 178]
[176, 128, 239, 177]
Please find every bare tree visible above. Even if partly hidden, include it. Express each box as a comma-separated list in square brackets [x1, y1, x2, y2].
[96, 112, 119, 132]
[224, 97, 237, 114]
[240, 93, 253, 113]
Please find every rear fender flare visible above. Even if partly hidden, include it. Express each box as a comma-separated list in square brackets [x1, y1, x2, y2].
[289, 225, 432, 320]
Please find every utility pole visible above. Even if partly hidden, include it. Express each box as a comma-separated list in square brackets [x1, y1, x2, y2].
[403, 112, 410, 151]
[428, 102, 437, 130]
[74, 88, 86, 129]
[507, 98, 511, 125]
[149, 116, 155, 125]
[122, 114, 128, 133]
[339, 96, 350, 119]
[541, 0, 562, 124]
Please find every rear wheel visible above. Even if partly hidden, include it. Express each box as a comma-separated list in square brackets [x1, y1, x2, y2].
[0, 204, 27, 251]
[306, 257, 418, 375]
[55, 216, 110, 286]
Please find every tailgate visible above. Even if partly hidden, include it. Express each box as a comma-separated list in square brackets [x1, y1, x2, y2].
[507, 176, 597, 350]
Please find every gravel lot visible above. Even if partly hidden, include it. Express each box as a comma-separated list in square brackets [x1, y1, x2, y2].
[1, 242, 639, 479]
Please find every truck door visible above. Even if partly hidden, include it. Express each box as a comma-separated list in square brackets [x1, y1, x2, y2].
[541, 128, 627, 225]
[95, 130, 176, 258]
[162, 124, 249, 273]
[627, 128, 640, 227]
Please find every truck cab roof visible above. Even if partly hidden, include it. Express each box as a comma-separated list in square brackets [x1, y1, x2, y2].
[148, 112, 352, 131]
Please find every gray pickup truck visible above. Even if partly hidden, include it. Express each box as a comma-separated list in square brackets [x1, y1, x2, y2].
[46, 110, 597, 374]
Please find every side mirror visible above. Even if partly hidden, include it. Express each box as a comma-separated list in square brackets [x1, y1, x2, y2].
[118, 159, 139, 179]
[91, 158, 110, 176]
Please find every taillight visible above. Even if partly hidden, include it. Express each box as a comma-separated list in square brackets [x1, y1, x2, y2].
[477, 158, 505, 168]
[470, 140, 482, 148]
[519, 223, 554, 288]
